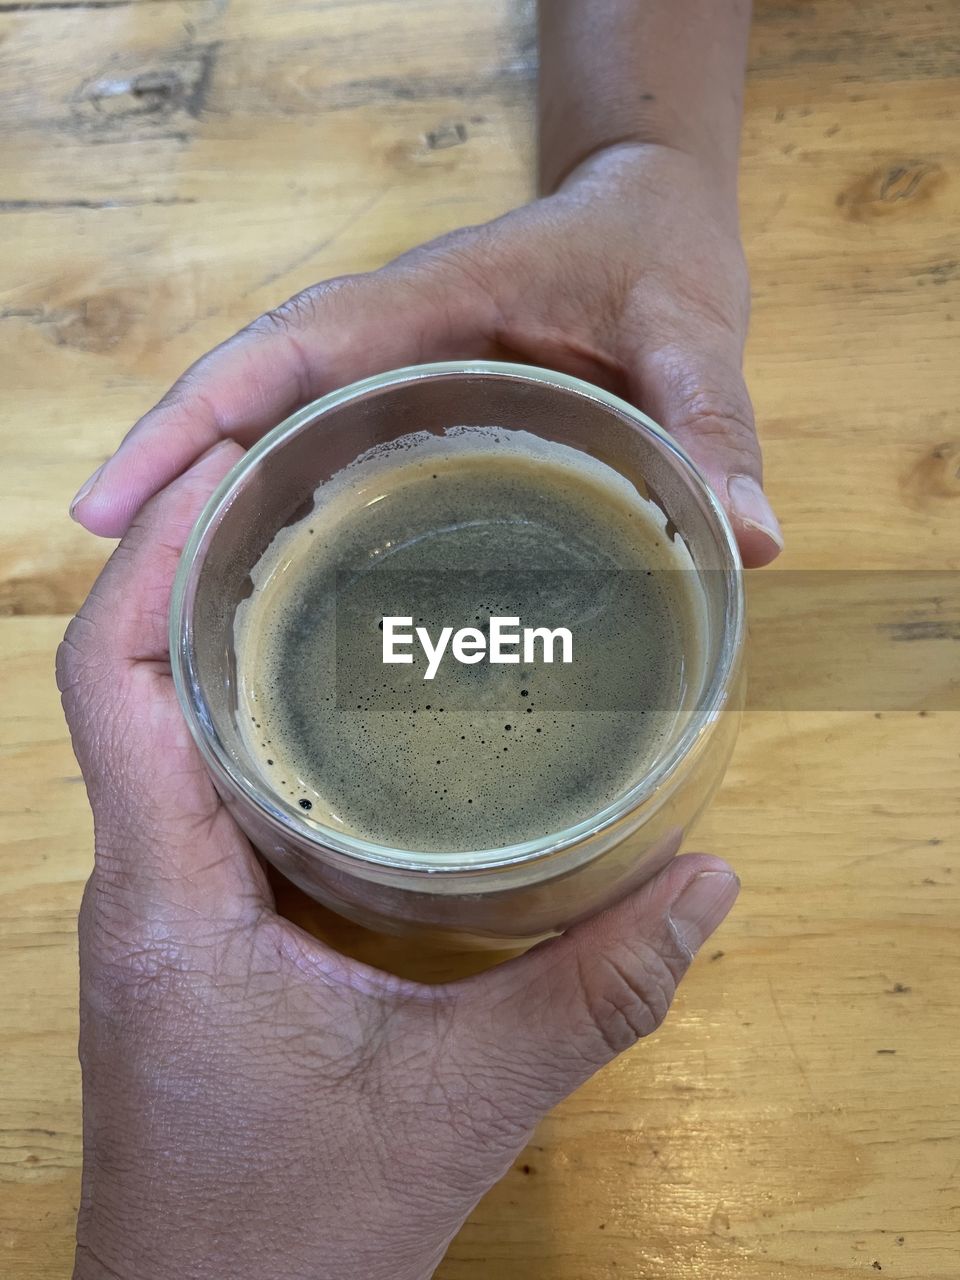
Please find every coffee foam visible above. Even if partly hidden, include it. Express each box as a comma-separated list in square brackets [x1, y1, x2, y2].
[235, 428, 706, 854]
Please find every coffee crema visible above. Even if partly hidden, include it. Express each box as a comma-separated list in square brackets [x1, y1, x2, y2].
[235, 428, 706, 853]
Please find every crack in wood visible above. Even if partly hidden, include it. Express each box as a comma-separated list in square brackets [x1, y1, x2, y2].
[315, 67, 534, 113]
[0, 0, 179, 9]
[0, 1, 138, 10]
[0, 196, 196, 210]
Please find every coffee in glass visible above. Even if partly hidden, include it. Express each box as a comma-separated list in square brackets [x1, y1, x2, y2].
[170, 363, 743, 946]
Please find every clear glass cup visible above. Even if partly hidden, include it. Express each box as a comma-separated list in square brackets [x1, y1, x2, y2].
[170, 362, 744, 948]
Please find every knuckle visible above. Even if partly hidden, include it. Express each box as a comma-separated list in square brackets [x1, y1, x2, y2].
[250, 275, 362, 338]
[679, 400, 758, 462]
[56, 550, 141, 695]
[57, 610, 110, 711]
[243, 277, 369, 405]
[392, 227, 501, 312]
[83, 930, 185, 1015]
[81, 946, 204, 1038]
[398, 222, 487, 271]
[628, 270, 747, 348]
[80, 877, 220, 1024]
[146, 363, 223, 433]
[56, 617, 86, 694]
[656, 362, 760, 469]
[672, 380, 756, 444]
[581, 940, 678, 1057]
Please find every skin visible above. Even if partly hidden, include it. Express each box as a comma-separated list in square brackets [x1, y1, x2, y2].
[70, 6, 780, 566]
[59, 447, 738, 1278]
[62, 3, 770, 1276]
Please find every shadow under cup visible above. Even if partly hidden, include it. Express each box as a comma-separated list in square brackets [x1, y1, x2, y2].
[170, 362, 745, 948]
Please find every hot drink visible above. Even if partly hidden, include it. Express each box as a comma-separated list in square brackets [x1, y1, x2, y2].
[235, 428, 706, 853]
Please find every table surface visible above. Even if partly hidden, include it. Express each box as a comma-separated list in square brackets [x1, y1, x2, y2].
[2, 1, 958, 1276]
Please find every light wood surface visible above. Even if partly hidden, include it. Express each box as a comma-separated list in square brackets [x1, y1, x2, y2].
[1, 1, 958, 1276]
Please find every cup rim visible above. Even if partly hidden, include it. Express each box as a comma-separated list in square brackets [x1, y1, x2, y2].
[170, 360, 744, 874]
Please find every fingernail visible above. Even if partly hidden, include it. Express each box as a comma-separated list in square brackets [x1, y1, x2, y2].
[69, 463, 104, 521]
[196, 439, 241, 467]
[728, 475, 784, 550]
[670, 871, 740, 955]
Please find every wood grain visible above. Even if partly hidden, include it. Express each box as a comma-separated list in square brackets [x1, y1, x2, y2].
[1, 1, 958, 1276]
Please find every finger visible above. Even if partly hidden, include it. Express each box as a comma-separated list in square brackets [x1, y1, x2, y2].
[58, 441, 271, 919]
[76, 440, 246, 668]
[444, 854, 738, 1118]
[70, 265, 497, 538]
[632, 341, 783, 568]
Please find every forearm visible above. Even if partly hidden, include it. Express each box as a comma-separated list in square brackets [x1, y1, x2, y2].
[538, 0, 752, 193]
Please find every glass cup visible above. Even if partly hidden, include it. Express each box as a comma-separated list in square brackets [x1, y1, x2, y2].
[170, 362, 744, 948]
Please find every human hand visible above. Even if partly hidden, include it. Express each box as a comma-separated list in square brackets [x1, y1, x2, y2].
[70, 143, 781, 566]
[58, 443, 740, 1280]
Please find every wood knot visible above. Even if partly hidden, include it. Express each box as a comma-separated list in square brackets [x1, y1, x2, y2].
[836, 160, 946, 220]
[388, 123, 469, 171]
[90, 69, 185, 119]
[914, 258, 960, 287]
[0, 551, 102, 615]
[709, 1207, 731, 1233]
[901, 440, 960, 508]
[50, 293, 135, 354]
[72, 43, 219, 137]
[425, 122, 468, 150]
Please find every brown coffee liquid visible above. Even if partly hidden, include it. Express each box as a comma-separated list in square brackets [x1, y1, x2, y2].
[236, 430, 705, 853]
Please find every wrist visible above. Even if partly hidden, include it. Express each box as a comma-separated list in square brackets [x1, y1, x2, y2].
[537, 0, 751, 197]
[74, 1226, 448, 1280]
[542, 124, 741, 199]
[72, 1154, 474, 1280]
[555, 140, 742, 233]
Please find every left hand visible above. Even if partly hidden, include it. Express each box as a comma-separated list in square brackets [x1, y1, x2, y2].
[70, 142, 782, 566]
[59, 442, 740, 1280]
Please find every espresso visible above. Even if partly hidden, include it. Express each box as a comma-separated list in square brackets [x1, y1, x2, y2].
[236, 429, 705, 853]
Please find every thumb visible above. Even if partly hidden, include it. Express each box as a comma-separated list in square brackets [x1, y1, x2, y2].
[447, 855, 738, 1119]
[632, 341, 783, 568]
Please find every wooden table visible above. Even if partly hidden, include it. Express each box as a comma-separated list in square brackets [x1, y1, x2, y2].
[2, 2, 958, 1276]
